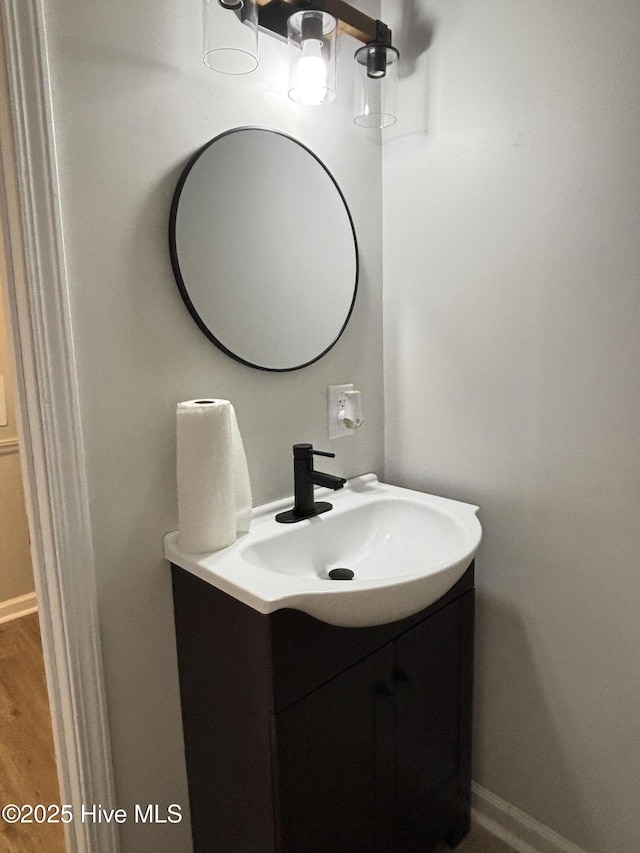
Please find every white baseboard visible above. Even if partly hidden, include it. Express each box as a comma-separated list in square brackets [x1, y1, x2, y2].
[472, 782, 589, 853]
[0, 591, 38, 625]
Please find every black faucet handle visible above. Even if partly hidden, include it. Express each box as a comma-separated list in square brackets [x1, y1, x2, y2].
[292, 443, 335, 460]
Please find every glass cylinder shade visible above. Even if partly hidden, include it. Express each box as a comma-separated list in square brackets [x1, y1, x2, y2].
[202, 0, 258, 75]
[354, 44, 399, 128]
[288, 11, 337, 106]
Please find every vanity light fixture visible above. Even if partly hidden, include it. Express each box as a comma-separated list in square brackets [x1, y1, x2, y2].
[202, 0, 399, 127]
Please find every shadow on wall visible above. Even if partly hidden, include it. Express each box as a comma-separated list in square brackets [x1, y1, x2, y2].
[473, 591, 596, 845]
[394, 0, 435, 78]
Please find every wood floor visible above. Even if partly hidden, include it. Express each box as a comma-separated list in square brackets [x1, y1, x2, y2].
[0, 614, 65, 853]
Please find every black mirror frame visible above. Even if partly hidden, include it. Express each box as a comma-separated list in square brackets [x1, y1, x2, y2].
[168, 126, 359, 372]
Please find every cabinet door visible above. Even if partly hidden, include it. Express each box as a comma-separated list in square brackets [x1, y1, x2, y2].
[394, 596, 465, 848]
[273, 644, 395, 853]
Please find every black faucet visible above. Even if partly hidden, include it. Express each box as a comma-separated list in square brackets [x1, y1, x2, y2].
[275, 443, 347, 524]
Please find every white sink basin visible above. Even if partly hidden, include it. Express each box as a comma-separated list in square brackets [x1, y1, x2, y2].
[164, 474, 482, 628]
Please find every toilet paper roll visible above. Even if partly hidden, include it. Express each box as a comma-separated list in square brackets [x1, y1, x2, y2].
[177, 399, 252, 553]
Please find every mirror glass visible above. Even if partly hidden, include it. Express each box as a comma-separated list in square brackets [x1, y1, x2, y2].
[170, 128, 358, 371]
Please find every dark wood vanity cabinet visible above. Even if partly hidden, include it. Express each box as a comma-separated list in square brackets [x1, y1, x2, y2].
[171, 563, 474, 853]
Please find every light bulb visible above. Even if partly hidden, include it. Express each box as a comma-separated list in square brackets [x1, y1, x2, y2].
[294, 38, 327, 105]
[287, 11, 336, 105]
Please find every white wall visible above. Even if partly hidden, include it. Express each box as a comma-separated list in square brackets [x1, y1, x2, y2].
[42, 2, 382, 851]
[383, 1, 640, 851]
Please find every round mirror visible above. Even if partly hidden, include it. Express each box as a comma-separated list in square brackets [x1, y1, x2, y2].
[169, 127, 359, 371]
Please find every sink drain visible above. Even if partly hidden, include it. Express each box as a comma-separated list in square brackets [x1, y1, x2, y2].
[328, 568, 354, 581]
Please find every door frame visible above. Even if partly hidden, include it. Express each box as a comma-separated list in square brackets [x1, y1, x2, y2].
[0, 2, 118, 851]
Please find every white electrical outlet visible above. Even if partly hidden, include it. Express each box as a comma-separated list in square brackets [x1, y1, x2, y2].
[328, 384, 354, 439]
[0, 375, 6, 427]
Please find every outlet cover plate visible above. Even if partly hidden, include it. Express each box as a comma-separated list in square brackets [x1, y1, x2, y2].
[328, 384, 354, 439]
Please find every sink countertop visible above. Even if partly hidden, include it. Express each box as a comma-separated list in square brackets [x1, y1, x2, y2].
[164, 473, 481, 627]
